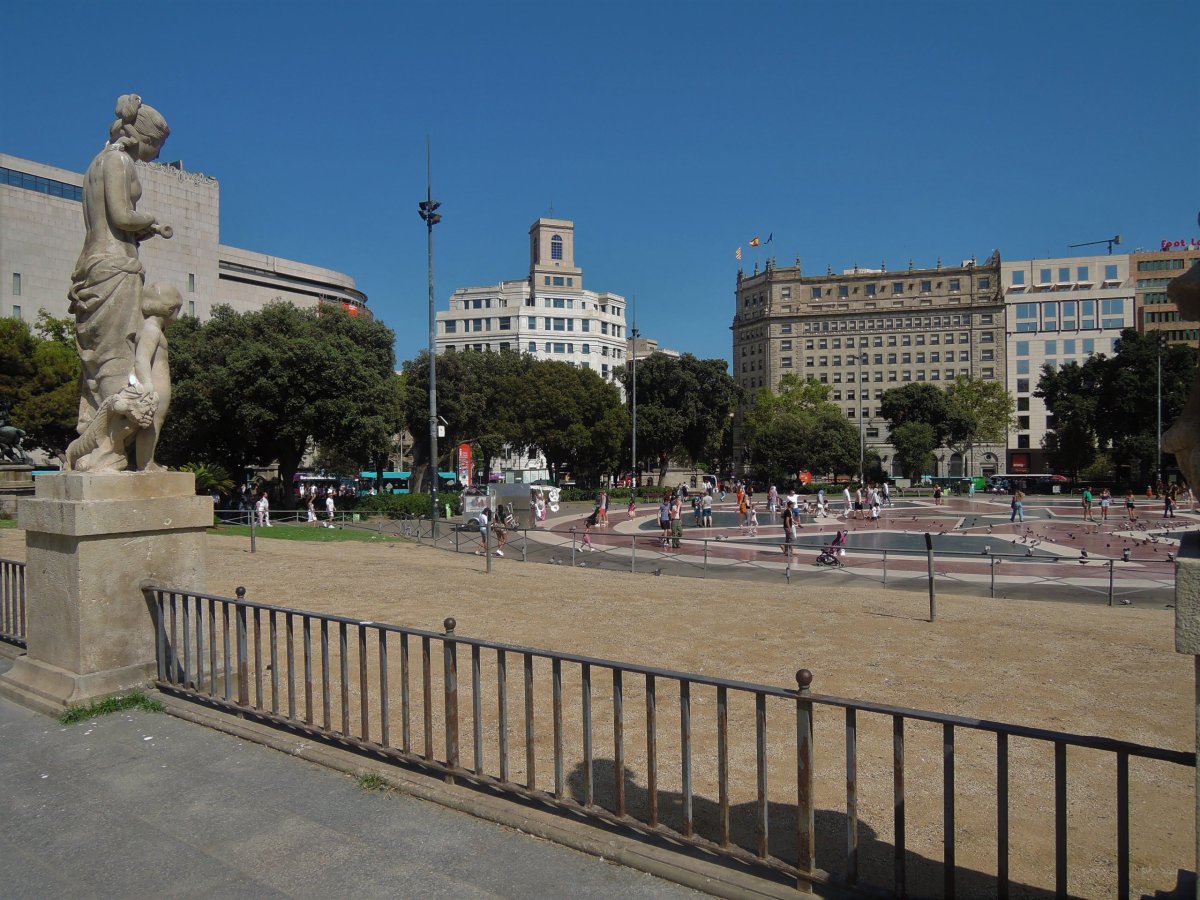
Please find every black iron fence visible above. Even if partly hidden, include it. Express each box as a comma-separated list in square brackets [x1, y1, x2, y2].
[0, 557, 25, 648]
[146, 585, 1194, 898]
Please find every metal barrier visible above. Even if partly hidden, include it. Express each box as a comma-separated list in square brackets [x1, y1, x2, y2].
[0, 557, 26, 648]
[372, 517, 1177, 607]
[146, 586, 1194, 898]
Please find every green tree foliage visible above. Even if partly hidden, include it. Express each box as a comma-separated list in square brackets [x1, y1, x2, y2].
[878, 383, 960, 447]
[619, 353, 741, 472]
[1038, 329, 1194, 482]
[945, 376, 1016, 474]
[159, 303, 403, 506]
[742, 375, 859, 483]
[178, 462, 235, 496]
[890, 421, 938, 481]
[0, 312, 80, 457]
[401, 350, 628, 488]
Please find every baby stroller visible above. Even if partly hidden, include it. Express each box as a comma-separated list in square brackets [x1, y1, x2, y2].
[814, 530, 848, 567]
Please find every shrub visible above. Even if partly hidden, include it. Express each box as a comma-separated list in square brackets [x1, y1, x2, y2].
[352, 491, 462, 519]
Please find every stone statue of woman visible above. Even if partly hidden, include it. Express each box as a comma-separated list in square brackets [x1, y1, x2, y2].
[1163, 262, 1200, 489]
[68, 94, 173, 451]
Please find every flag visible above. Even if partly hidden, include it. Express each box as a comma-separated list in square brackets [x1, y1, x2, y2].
[748, 236, 761, 247]
[735, 246, 742, 261]
[764, 233, 773, 245]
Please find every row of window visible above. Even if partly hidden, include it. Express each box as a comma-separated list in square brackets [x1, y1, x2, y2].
[541, 275, 574, 287]
[793, 312, 992, 334]
[801, 331, 980, 350]
[1011, 299, 1127, 332]
[0, 166, 82, 201]
[1137, 258, 1189, 271]
[1013, 338, 1106, 358]
[744, 277, 995, 309]
[1010, 264, 1120, 287]
[778, 364, 988, 384]
[443, 316, 624, 341]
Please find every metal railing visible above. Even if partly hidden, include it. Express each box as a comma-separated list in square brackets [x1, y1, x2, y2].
[356, 517, 1177, 607]
[146, 585, 1194, 898]
[0, 557, 26, 648]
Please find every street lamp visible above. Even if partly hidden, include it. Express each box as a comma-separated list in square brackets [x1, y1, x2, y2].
[630, 297, 638, 501]
[418, 138, 442, 535]
[857, 347, 867, 484]
[1157, 333, 1166, 489]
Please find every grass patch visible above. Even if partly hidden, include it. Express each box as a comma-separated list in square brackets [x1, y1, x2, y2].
[209, 523, 405, 543]
[357, 773, 389, 792]
[0, 518, 17, 528]
[60, 691, 164, 725]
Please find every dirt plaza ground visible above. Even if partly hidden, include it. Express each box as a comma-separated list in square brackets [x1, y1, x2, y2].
[1, 521, 1194, 897]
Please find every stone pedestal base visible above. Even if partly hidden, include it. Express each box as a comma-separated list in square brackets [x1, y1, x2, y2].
[0, 471, 210, 714]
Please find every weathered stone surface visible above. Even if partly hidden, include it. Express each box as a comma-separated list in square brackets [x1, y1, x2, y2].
[1175, 532, 1200, 654]
[0, 472, 207, 713]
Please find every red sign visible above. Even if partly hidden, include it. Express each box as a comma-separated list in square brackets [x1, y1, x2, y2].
[456, 443, 472, 487]
[1010, 453, 1030, 473]
[1160, 239, 1200, 251]
[342, 303, 359, 315]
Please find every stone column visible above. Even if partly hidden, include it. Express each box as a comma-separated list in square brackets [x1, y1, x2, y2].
[1174, 531, 1200, 897]
[0, 471, 210, 715]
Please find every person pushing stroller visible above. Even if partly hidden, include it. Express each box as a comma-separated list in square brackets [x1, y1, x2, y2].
[815, 529, 848, 567]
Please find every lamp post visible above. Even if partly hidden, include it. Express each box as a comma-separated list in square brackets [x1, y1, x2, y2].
[1157, 333, 1165, 488]
[858, 347, 866, 484]
[630, 320, 639, 501]
[418, 139, 442, 535]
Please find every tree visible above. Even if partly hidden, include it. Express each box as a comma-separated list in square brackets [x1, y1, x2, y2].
[620, 354, 741, 472]
[159, 302, 403, 505]
[890, 421, 938, 481]
[878, 383, 961, 447]
[945, 376, 1016, 476]
[0, 312, 80, 458]
[1036, 358, 1103, 476]
[742, 375, 859, 483]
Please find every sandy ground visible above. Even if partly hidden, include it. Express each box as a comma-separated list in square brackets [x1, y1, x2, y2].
[1, 525, 1193, 898]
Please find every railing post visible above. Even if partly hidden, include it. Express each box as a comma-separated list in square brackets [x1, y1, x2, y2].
[454, 523, 459, 553]
[571, 527, 577, 567]
[883, 549, 888, 585]
[796, 669, 815, 890]
[1108, 559, 1115, 606]
[631, 535, 636, 574]
[990, 554, 996, 598]
[235, 586, 249, 706]
[703, 541, 709, 578]
[443, 617, 459, 783]
[925, 533, 936, 622]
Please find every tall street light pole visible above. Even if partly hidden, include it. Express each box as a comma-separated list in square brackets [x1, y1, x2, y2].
[858, 346, 866, 484]
[1157, 334, 1164, 488]
[630, 296, 638, 501]
[418, 138, 442, 536]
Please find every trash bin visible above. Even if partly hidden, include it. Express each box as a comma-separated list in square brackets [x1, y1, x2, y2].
[352, 513, 361, 522]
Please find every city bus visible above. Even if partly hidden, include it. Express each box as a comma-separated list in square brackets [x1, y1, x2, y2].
[356, 471, 460, 496]
[988, 473, 1070, 495]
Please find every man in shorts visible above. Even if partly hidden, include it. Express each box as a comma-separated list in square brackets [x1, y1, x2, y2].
[1081, 486, 1094, 522]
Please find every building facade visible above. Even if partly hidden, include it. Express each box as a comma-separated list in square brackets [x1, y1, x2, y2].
[1001, 254, 1134, 474]
[0, 153, 368, 325]
[1132, 245, 1200, 344]
[435, 218, 628, 387]
[732, 254, 1006, 480]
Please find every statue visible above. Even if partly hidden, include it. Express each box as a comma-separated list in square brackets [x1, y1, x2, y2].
[66, 94, 175, 473]
[0, 405, 30, 464]
[1162, 261, 1200, 489]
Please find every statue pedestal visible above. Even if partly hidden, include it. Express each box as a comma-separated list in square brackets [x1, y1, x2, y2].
[0, 472, 210, 715]
[1174, 532, 1200, 892]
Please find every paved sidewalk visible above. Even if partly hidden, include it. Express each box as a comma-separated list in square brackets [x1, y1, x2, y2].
[0, 658, 698, 899]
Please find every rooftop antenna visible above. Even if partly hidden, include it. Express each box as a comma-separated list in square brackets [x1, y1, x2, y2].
[1068, 235, 1122, 255]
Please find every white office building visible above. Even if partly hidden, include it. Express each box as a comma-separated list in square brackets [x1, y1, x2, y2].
[1002, 254, 1133, 474]
[436, 218, 628, 387]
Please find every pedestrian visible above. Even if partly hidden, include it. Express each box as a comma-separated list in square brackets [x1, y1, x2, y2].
[1081, 486, 1094, 522]
[582, 509, 596, 551]
[869, 498, 881, 528]
[306, 495, 317, 524]
[881, 481, 891, 507]
[669, 491, 683, 548]
[627, 494, 637, 520]
[256, 491, 271, 528]
[1010, 489, 1025, 524]
[1099, 488, 1111, 521]
[817, 487, 827, 516]
[738, 490, 750, 531]
[492, 506, 508, 556]
[842, 485, 853, 518]
[780, 500, 795, 559]
[474, 506, 491, 555]
[701, 490, 713, 527]
[1125, 489, 1137, 522]
[854, 486, 864, 520]
[658, 493, 671, 546]
[1165, 486, 1177, 519]
[530, 489, 546, 528]
[933, 484, 943, 506]
[325, 491, 335, 526]
[747, 502, 759, 537]
[767, 484, 778, 514]
[692, 494, 703, 526]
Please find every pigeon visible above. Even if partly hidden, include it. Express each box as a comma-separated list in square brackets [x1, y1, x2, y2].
[1080, 549, 1089, 559]
[1026, 547, 1034, 557]
[1169, 552, 1177, 561]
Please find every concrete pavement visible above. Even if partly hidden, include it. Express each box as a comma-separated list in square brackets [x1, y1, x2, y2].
[0, 656, 702, 900]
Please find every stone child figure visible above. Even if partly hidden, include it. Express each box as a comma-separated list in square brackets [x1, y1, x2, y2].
[68, 94, 172, 445]
[132, 282, 181, 470]
[1162, 261, 1200, 488]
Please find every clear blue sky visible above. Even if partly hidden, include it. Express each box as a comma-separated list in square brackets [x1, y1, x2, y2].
[5, 1, 1197, 368]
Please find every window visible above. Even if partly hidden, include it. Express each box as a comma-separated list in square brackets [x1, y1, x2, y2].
[874, 354, 883, 364]
[12, 305, 21, 320]
[1101, 299, 1125, 328]
[444, 320, 458, 334]
[1018, 416, 1030, 430]
[1015, 341, 1029, 356]
[888, 353, 897, 364]
[781, 324, 792, 334]
[601, 322, 609, 335]
[781, 357, 792, 368]
[1082, 339, 1095, 355]
[865, 284, 877, 297]
[781, 340, 792, 351]
[550, 235, 563, 260]
[528, 342, 536, 352]
[959, 351, 969, 362]
[980, 332, 994, 343]
[1077, 266, 1089, 282]
[1105, 264, 1118, 281]
[950, 277, 961, 291]
[1010, 271, 1024, 286]
[1016, 378, 1030, 393]
[188, 300, 195, 318]
[981, 350, 993, 361]
[902, 335, 911, 346]
[979, 277, 991, 290]
[1016, 360, 1030, 375]
[187, 273, 194, 293]
[892, 282, 904, 295]
[982, 368, 994, 379]
[838, 285, 849, 298]
[11, 273, 19, 296]
[920, 280, 932, 293]
[1058, 267, 1071, 283]
[811, 287, 822, 299]
[1063, 339, 1075, 355]
[498, 317, 511, 330]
